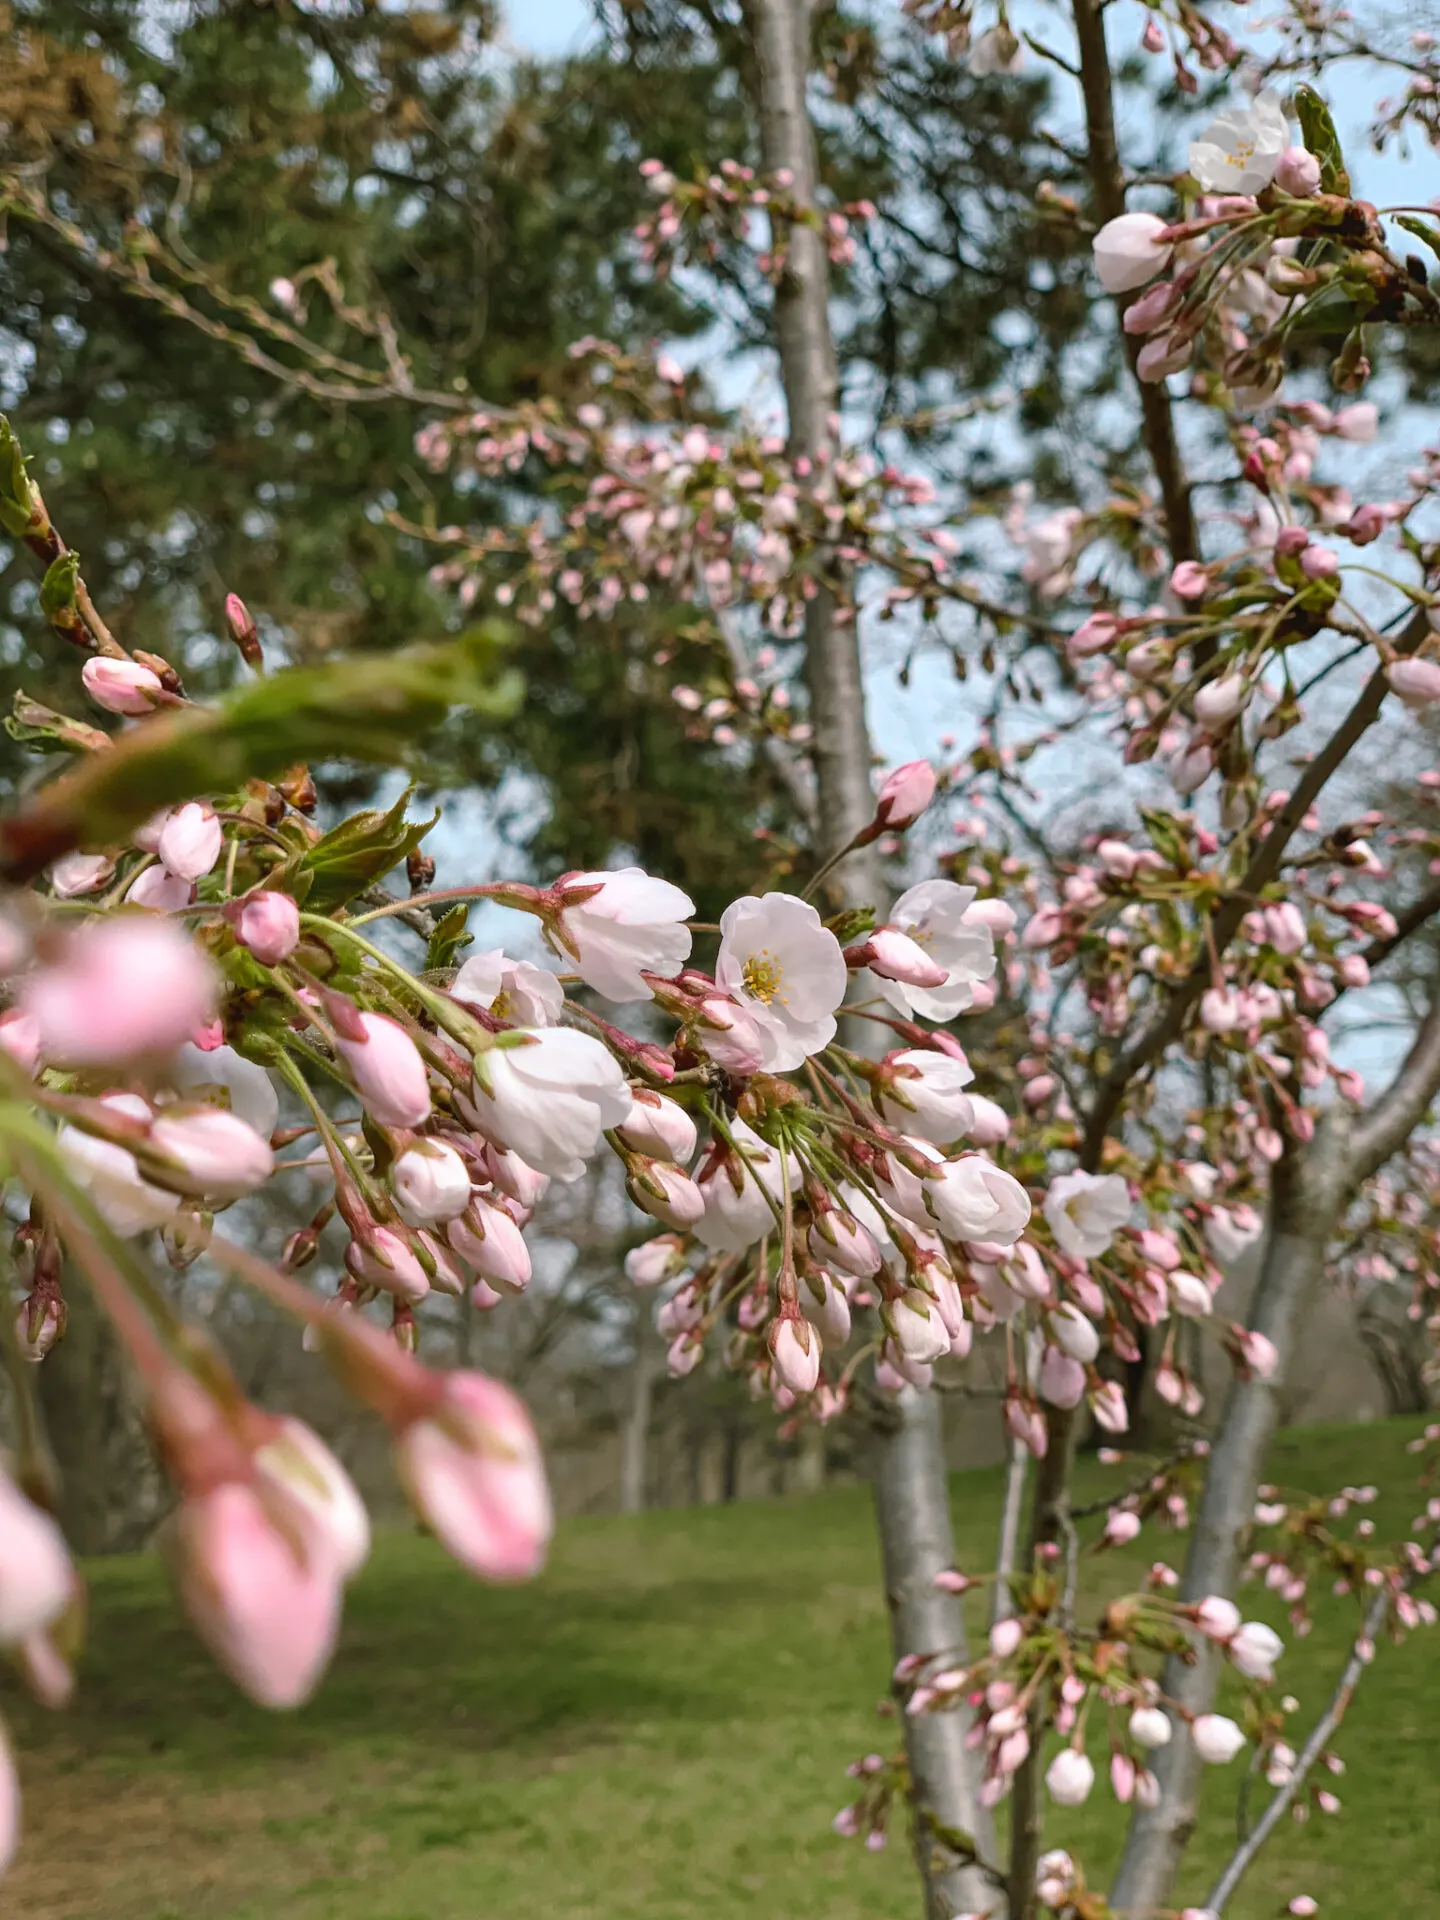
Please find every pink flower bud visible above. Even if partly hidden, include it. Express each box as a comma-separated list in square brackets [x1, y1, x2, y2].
[1122, 279, 1183, 336]
[989, 1616, 1023, 1659]
[22, 916, 217, 1067]
[1089, 1379, 1129, 1434]
[1387, 658, 1440, 709]
[1274, 146, 1321, 195]
[391, 1139, 472, 1228]
[395, 1371, 552, 1582]
[963, 897, 1017, 936]
[1274, 525, 1310, 558]
[874, 760, 937, 831]
[1092, 212, 1173, 293]
[1103, 1508, 1142, 1547]
[1170, 561, 1210, 600]
[624, 1234, 685, 1287]
[695, 994, 767, 1075]
[1228, 1619, 1283, 1679]
[252, 1417, 370, 1580]
[1300, 544, 1338, 580]
[128, 864, 192, 911]
[865, 928, 948, 988]
[172, 1479, 344, 1706]
[448, 1199, 533, 1293]
[1191, 1712, 1246, 1763]
[346, 1227, 431, 1303]
[965, 1094, 1010, 1145]
[334, 1012, 431, 1128]
[1235, 1327, 1279, 1379]
[1195, 1594, 1241, 1640]
[0, 1008, 40, 1077]
[1262, 902, 1306, 955]
[0, 1472, 74, 1644]
[81, 655, 164, 715]
[627, 1159, 705, 1231]
[149, 1106, 274, 1200]
[1069, 611, 1121, 657]
[1166, 738, 1215, 795]
[1045, 1747, 1095, 1805]
[617, 1088, 697, 1163]
[49, 852, 114, 899]
[157, 802, 223, 882]
[1194, 673, 1249, 731]
[1136, 332, 1192, 382]
[236, 891, 301, 965]
[1022, 904, 1064, 950]
[769, 1313, 822, 1393]
[1345, 502, 1385, 545]
[1200, 986, 1242, 1033]
[1333, 403, 1377, 443]
[1039, 1345, 1086, 1409]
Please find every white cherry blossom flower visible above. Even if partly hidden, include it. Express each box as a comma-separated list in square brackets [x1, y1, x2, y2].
[469, 1028, 630, 1181]
[1044, 1170, 1132, 1259]
[552, 868, 694, 1002]
[451, 950, 565, 1026]
[715, 893, 847, 1071]
[876, 880, 997, 1022]
[1188, 90, 1288, 195]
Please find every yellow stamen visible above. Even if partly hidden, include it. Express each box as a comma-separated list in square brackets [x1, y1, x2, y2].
[742, 948, 785, 1005]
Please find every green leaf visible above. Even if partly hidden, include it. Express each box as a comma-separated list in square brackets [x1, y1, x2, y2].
[1286, 282, 1374, 336]
[39, 551, 81, 625]
[300, 788, 439, 910]
[825, 905, 876, 944]
[426, 903, 473, 972]
[0, 416, 39, 540]
[0, 626, 521, 882]
[5, 691, 111, 758]
[1293, 86, 1350, 196]
[1395, 213, 1440, 262]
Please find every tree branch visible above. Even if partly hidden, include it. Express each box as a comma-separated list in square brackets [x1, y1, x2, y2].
[1108, 1117, 1353, 1918]
[1347, 987, 1440, 1182]
[742, 5, 995, 1911]
[1080, 634, 1423, 1167]
[1204, 1582, 1395, 1913]
[1070, 0, 1197, 563]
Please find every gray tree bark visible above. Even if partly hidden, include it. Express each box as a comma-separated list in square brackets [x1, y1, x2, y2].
[620, 1314, 657, 1514]
[744, 2, 995, 1909]
[37, 1272, 167, 1554]
[1111, 994, 1440, 1915]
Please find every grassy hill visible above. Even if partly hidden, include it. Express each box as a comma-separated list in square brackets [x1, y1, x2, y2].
[4, 1418, 1436, 1919]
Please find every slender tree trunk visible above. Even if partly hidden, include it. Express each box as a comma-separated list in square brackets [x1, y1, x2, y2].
[1108, 1120, 1350, 1915]
[1111, 993, 1440, 1914]
[620, 1316, 656, 1514]
[791, 1420, 826, 1495]
[37, 1273, 166, 1553]
[744, 3, 995, 1908]
[722, 1408, 743, 1502]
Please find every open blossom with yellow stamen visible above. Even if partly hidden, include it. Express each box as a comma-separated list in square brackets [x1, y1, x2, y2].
[714, 892, 847, 1071]
[1188, 89, 1289, 195]
[876, 879, 998, 1022]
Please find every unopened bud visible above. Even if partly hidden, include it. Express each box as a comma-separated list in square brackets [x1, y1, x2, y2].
[224, 593, 264, 670]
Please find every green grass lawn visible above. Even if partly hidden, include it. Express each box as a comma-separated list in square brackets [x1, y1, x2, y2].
[5, 1419, 1436, 1920]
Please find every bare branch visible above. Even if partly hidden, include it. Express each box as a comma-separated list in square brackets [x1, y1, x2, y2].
[1348, 988, 1440, 1182]
[1070, 0, 1198, 564]
[1204, 1583, 1395, 1913]
[1081, 633, 1424, 1168]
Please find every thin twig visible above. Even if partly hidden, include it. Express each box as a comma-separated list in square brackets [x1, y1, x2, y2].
[1204, 1583, 1396, 1913]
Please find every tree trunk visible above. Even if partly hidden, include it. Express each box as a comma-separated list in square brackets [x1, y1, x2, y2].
[620, 1319, 656, 1514]
[37, 1272, 167, 1554]
[1108, 1120, 1350, 1917]
[743, 1, 995, 1908]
